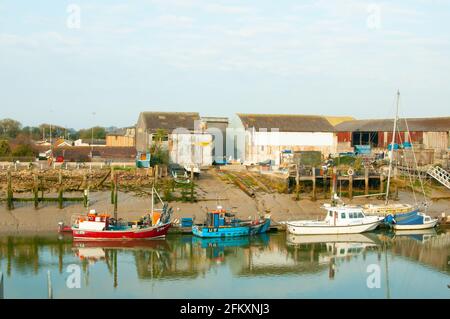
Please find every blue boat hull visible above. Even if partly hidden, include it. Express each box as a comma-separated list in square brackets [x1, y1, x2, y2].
[192, 219, 271, 238]
[384, 209, 427, 226]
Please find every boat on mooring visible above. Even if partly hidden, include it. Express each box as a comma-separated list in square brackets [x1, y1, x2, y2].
[384, 210, 439, 230]
[192, 207, 271, 238]
[71, 187, 173, 240]
[286, 204, 384, 235]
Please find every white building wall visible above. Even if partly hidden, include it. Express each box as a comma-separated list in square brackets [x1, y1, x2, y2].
[245, 131, 336, 164]
[170, 133, 213, 166]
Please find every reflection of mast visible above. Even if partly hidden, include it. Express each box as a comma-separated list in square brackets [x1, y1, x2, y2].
[113, 250, 118, 288]
[328, 257, 336, 279]
[384, 242, 391, 299]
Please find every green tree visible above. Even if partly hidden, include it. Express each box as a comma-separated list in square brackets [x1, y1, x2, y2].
[0, 118, 22, 138]
[78, 126, 106, 140]
[22, 126, 43, 141]
[12, 144, 37, 157]
[0, 140, 11, 156]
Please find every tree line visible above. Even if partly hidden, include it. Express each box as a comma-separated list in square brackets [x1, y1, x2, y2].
[0, 118, 109, 158]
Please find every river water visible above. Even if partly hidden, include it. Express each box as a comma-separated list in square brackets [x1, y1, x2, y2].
[0, 229, 449, 299]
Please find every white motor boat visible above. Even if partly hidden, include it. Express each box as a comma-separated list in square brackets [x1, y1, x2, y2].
[286, 204, 384, 235]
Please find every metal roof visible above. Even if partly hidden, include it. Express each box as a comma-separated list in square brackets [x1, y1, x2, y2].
[335, 117, 450, 132]
[139, 112, 200, 133]
[237, 114, 336, 132]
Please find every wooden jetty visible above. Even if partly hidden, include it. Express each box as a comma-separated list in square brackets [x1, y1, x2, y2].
[290, 165, 388, 200]
[4, 169, 87, 210]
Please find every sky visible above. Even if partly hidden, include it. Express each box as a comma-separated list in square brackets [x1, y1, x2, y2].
[0, 0, 449, 129]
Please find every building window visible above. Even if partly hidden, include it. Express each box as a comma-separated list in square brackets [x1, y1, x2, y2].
[351, 132, 379, 147]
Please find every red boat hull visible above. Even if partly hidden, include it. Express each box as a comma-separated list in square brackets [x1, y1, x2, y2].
[72, 223, 171, 240]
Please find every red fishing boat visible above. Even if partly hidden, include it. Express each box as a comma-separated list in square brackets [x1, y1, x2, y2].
[71, 187, 173, 241]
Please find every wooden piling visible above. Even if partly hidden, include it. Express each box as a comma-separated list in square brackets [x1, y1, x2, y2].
[111, 168, 115, 205]
[114, 175, 118, 220]
[0, 271, 4, 299]
[379, 175, 385, 194]
[312, 167, 316, 201]
[331, 167, 337, 199]
[349, 172, 353, 200]
[33, 174, 39, 209]
[154, 165, 159, 186]
[6, 170, 13, 210]
[365, 167, 369, 196]
[295, 164, 300, 200]
[58, 170, 63, 209]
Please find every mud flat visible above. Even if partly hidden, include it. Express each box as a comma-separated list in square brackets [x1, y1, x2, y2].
[0, 170, 449, 234]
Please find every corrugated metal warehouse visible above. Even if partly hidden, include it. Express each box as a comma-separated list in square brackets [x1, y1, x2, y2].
[334, 117, 450, 153]
[234, 114, 351, 165]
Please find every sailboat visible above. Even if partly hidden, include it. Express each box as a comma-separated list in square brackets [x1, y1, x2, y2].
[380, 91, 438, 230]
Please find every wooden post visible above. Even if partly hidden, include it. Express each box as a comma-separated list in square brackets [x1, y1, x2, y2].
[312, 167, 316, 201]
[365, 167, 369, 196]
[379, 175, 384, 195]
[40, 176, 44, 200]
[190, 180, 194, 202]
[114, 175, 118, 220]
[0, 271, 4, 299]
[154, 165, 159, 187]
[33, 174, 39, 209]
[349, 171, 353, 200]
[110, 168, 115, 205]
[47, 270, 53, 299]
[323, 169, 327, 198]
[394, 182, 399, 200]
[58, 170, 63, 209]
[295, 164, 300, 200]
[6, 170, 13, 210]
[331, 167, 337, 200]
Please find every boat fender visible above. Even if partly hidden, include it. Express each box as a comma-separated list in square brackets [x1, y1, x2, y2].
[347, 168, 354, 176]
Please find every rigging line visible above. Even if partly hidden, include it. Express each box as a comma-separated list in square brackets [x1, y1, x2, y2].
[385, 91, 400, 205]
[403, 118, 429, 207]
[396, 125, 418, 205]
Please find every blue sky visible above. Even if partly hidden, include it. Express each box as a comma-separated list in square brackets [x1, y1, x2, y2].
[0, 0, 449, 129]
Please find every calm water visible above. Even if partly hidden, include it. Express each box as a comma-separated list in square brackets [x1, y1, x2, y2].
[0, 229, 449, 299]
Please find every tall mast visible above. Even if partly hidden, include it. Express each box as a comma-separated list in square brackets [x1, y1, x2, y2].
[385, 90, 400, 205]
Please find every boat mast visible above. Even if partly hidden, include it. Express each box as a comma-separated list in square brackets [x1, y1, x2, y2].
[385, 90, 400, 205]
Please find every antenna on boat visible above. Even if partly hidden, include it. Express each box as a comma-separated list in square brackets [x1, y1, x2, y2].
[385, 90, 400, 206]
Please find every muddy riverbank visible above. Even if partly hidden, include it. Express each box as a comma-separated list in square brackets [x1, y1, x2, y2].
[0, 170, 449, 234]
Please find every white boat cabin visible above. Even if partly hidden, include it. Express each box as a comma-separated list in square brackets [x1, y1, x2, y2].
[322, 205, 370, 226]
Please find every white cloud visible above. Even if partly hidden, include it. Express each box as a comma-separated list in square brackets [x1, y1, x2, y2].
[204, 4, 253, 14]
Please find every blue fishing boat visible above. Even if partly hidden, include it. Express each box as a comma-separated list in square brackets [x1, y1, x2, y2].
[384, 209, 438, 230]
[192, 207, 271, 238]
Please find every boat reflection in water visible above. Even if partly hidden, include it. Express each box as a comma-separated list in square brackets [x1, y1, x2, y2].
[286, 233, 380, 279]
[0, 229, 449, 298]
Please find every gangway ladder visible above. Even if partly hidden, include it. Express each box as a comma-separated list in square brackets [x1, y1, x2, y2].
[427, 166, 450, 190]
